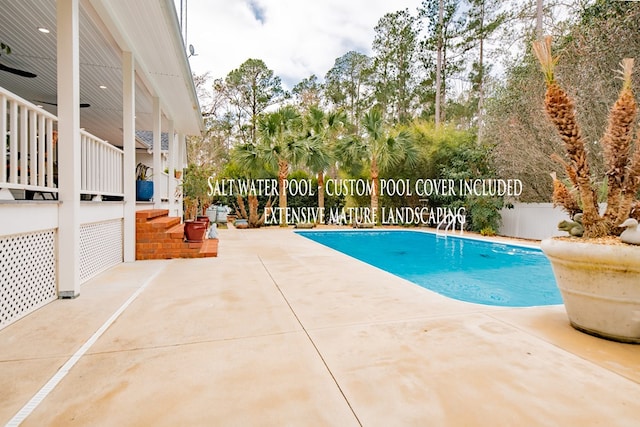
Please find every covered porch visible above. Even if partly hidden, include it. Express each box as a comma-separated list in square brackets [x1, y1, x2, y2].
[0, 0, 203, 329]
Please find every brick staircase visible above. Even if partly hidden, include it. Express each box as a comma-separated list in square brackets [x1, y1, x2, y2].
[136, 209, 218, 260]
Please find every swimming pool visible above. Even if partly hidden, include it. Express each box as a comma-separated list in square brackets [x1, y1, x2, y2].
[296, 230, 561, 307]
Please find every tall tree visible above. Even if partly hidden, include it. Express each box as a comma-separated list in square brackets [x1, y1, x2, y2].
[324, 51, 373, 132]
[292, 74, 324, 112]
[371, 9, 420, 123]
[419, 0, 465, 127]
[221, 59, 287, 145]
[186, 73, 230, 169]
[436, 0, 445, 127]
[462, 0, 506, 143]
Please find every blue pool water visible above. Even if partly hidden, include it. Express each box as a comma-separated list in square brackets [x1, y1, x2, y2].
[296, 230, 561, 307]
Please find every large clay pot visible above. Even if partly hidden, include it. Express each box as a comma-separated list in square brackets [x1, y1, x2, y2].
[541, 238, 640, 343]
[184, 220, 207, 242]
[196, 216, 210, 228]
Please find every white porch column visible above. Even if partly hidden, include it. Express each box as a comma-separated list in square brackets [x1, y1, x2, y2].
[177, 133, 185, 219]
[57, 0, 81, 298]
[123, 51, 136, 262]
[152, 97, 162, 209]
[167, 120, 176, 216]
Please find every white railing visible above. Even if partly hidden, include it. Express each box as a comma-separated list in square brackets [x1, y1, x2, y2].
[80, 130, 123, 197]
[2, 87, 126, 200]
[158, 171, 181, 202]
[1, 86, 58, 195]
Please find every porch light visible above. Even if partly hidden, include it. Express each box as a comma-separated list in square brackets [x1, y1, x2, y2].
[38, 27, 50, 34]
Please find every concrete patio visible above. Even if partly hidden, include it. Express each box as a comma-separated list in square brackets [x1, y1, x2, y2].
[1, 228, 639, 426]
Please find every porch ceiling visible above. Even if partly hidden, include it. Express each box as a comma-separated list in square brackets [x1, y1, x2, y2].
[0, 0, 203, 147]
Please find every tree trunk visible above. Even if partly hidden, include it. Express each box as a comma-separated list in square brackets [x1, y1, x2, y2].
[278, 160, 289, 227]
[441, 43, 447, 123]
[435, 0, 444, 128]
[370, 158, 379, 224]
[248, 194, 260, 227]
[257, 197, 273, 227]
[317, 171, 325, 223]
[536, 0, 543, 40]
[236, 194, 248, 220]
[477, 1, 485, 144]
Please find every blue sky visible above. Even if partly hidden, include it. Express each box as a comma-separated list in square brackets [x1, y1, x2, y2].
[178, 0, 426, 89]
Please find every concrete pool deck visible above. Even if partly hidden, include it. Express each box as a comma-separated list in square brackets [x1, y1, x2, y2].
[1, 227, 639, 426]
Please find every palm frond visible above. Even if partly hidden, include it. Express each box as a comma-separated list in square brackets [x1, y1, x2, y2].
[617, 58, 634, 91]
[532, 36, 558, 85]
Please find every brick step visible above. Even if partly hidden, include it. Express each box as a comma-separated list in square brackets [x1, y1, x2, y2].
[136, 209, 169, 222]
[136, 238, 218, 260]
[136, 222, 181, 234]
[166, 223, 185, 239]
[148, 215, 181, 229]
[199, 238, 219, 257]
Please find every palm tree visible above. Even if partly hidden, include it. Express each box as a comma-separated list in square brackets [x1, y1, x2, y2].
[232, 143, 272, 227]
[337, 106, 418, 222]
[256, 105, 306, 226]
[303, 107, 348, 216]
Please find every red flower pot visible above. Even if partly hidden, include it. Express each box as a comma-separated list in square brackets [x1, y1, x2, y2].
[184, 220, 207, 242]
[196, 216, 210, 228]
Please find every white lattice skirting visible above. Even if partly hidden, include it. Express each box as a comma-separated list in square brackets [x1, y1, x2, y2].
[0, 230, 57, 330]
[80, 219, 123, 283]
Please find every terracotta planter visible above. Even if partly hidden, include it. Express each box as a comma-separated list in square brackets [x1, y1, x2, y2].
[234, 219, 249, 229]
[196, 216, 210, 228]
[184, 220, 207, 242]
[541, 238, 640, 343]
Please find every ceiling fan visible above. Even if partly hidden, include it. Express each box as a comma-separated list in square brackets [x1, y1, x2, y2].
[36, 100, 91, 108]
[0, 62, 37, 78]
[0, 44, 37, 78]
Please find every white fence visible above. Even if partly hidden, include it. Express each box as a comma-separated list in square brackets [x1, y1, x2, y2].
[1, 87, 58, 195]
[499, 203, 569, 240]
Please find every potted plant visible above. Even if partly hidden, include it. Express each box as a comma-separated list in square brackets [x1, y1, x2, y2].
[182, 195, 206, 241]
[164, 167, 183, 179]
[181, 165, 213, 242]
[533, 37, 640, 343]
[136, 163, 154, 201]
